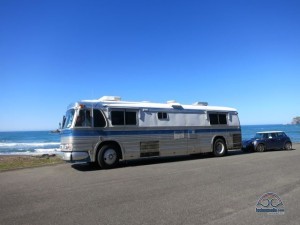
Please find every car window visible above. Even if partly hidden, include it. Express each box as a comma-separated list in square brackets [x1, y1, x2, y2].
[255, 133, 263, 139]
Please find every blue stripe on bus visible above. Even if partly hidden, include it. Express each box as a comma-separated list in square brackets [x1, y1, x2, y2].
[60, 128, 241, 137]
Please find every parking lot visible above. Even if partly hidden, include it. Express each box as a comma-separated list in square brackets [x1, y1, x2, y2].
[1, 144, 300, 225]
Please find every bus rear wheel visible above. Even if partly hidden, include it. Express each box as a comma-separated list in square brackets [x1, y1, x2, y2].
[213, 139, 227, 157]
[97, 145, 119, 169]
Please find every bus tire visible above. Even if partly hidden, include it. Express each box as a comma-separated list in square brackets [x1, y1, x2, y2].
[97, 145, 119, 169]
[213, 138, 227, 157]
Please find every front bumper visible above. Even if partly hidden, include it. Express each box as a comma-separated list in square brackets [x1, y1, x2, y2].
[241, 142, 254, 152]
[60, 151, 91, 163]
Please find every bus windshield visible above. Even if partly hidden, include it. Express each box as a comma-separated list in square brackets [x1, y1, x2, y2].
[63, 109, 75, 129]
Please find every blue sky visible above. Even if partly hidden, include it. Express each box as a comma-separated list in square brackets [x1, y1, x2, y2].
[1, 0, 299, 131]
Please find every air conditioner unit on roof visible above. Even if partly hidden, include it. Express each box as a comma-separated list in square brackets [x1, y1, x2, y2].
[193, 102, 208, 106]
[99, 96, 121, 101]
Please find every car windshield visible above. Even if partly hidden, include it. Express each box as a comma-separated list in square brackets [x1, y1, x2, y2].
[63, 109, 75, 129]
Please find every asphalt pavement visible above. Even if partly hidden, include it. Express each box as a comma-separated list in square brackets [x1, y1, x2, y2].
[1, 144, 300, 225]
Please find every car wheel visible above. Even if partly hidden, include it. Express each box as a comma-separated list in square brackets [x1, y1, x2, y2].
[97, 145, 119, 169]
[284, 142, 292, 150]
[256, 144, 265, 152]
[213, 139, 227, 157]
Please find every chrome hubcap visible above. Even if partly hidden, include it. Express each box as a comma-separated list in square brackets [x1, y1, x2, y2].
[258, 145, 264, 151]
[103, 149, 117, 165]
[216, 142, 225, 154]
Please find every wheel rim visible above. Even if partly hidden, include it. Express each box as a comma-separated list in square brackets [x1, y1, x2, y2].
[215, 142, 225, 155]
[257, 144, 264, 152]
[103, 149, 117, 165]
[285, 143, 292, 150]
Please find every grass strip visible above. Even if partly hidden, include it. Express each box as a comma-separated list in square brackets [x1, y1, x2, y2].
[0, 155, 64, 172]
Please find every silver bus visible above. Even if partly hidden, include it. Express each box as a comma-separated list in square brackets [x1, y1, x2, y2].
[60, 96, 242, 168]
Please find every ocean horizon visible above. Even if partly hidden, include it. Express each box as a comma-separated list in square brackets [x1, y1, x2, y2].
[0, 124, 299, 155]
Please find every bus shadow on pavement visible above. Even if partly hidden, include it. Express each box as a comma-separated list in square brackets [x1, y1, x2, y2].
[71, 149, 245, 172]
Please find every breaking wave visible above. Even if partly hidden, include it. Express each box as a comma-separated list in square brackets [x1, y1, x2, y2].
[0, 142, 60, 155]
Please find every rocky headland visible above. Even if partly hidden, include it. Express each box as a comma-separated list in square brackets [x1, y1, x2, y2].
[292, 117, 300, 124]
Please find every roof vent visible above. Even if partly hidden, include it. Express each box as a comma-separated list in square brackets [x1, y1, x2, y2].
[167, 100, 177, 104]
[99, 96, 121, 101]
[193, 102, 208, 106]
[167, 100, 182, 109]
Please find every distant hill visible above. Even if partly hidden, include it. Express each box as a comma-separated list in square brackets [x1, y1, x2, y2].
[292, 117, 300, 124]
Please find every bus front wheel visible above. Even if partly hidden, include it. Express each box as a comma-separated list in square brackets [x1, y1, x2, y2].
[97, 145, 119, 169]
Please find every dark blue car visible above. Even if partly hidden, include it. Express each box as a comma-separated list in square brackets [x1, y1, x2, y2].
[242, 131, 292, 152]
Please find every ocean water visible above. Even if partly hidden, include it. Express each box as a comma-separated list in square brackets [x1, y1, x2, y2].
[0, 131, 60, 155]
[241, 124, 300, 142]
[0, 125, 299, 155]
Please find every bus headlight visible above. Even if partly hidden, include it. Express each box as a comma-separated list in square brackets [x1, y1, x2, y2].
[60, 144, 73, 151]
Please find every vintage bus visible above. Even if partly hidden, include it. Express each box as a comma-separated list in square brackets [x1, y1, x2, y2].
[60, 96, 242, 168]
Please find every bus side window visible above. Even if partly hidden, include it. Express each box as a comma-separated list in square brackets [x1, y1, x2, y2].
[219, 114, 227, 124]
[94, 109, 106, 127]
[209, 114, 219, 125]
[125, 111, 137, 125]
[75, 110, 84, 127]
[76, 110, 91, 127]
[209, 113, 227, 125]
[111, 111, 125, 125]
[158, 112, 168, 120]
[111, 110, 137, 126]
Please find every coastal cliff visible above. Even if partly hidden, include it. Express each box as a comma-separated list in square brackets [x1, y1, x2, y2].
[292, 117, 300, 124]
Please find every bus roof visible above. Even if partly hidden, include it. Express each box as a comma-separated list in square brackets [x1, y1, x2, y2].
[67, 96, 237, 112]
